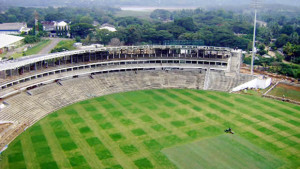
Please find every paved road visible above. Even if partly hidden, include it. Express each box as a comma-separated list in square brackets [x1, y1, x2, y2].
[38, 38, 66, 55]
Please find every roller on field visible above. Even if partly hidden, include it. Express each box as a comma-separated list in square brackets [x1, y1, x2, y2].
[224, 127, 234, 134]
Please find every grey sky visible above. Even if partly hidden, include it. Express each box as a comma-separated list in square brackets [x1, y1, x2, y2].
[0, 0, 299, 7]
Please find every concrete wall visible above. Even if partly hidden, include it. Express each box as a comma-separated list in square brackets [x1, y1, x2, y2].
[231, 77, 272, 92]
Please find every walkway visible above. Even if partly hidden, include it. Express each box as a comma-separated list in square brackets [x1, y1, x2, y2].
[38, 38, 65, 55]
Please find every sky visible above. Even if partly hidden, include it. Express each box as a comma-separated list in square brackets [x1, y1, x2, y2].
[0, 0, 299, 7]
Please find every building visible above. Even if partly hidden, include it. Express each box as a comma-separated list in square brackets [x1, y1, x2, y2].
[41, 21, 70, 37]
[257, 20, 267, 27]
[262, 54, 272, 58]
[0, 22, 31, 35]
[99, 23, 117, 32]
[0, 34, 24, 54]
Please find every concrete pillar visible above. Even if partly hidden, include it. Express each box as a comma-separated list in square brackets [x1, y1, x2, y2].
[0, 70, 6, 79]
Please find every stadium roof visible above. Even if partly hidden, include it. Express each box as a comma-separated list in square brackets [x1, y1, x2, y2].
[0, 34, 24, 49]
[0, 45, 233, 71]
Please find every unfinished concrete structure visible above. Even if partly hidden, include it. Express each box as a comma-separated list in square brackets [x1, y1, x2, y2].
[0, 45, 240, 91]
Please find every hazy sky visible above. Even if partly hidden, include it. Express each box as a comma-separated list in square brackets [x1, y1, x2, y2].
[0, 0, 299, 7]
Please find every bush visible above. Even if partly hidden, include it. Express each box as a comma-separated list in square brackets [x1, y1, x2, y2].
[75, 36, 81, 42]
[24, 35, 40, 44]
[258, 50, 267, 56]
[51, 40, 76, 53]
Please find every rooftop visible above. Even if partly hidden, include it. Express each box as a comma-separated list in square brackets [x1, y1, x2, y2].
[0, 22, 27, 30]
[0, 34, 24, 49]
[100, 23, 117, 32]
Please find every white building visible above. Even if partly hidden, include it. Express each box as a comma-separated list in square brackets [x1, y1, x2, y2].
[99, 23, 117, 32]
[41, 21, 70, 37]
[0, 34, 24, 54]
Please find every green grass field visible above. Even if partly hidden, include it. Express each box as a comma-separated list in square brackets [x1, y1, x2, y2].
[0, 89, 299, 169]
[11, 40, 51, 59]
[268, 84, 300, 102]
[163, 135, 283, 169]
[50, 40, 76, 53]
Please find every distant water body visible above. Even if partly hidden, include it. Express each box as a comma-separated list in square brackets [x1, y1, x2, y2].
[120, 6, 197, 11]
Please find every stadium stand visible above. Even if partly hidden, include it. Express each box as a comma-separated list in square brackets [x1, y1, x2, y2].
[0, 45, 256, 149]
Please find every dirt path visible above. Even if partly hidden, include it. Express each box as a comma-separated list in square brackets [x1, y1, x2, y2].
[268, 50, 276, 57]
[38, 38, 67, 55]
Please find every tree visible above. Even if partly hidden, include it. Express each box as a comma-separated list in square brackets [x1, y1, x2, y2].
[117, 17, 143, 27]
[124, 25, 142, 45]
[268, 22, 280, 38]
[275, 34, 289, 48]
[45, 13, 65, 21]
[80, 16, 93, 24]
[70, 23, 94, 38]
[174, 17, 197, 32]
[150, 9, 171, 21]
[258, 27, 272, 45]
[283, 43, 300, 63]
[289, 32, 299, 44]
[280, 25, 294, 36]
[24, 35, 40, 44]
[95, 29, 114, 45]
[108, 38, 123, 46]
[258, 44, 267, 55]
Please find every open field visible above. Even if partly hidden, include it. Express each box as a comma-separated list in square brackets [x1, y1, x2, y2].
[0, 89, 299, 169]
[11, 40, 51, 59]
[268, 83, 300, 102]
[163, 134, 283, 169]
[50, 40, 76, 53]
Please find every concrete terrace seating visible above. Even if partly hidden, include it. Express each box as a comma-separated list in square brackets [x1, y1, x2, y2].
[207, 70, 255, 92]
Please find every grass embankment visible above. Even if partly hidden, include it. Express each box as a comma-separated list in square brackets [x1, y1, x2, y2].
[50, 40, 76, 53]
[0, 89, 299, 169]
[11, 40, 51, 59]
[269, 83, 300, 102]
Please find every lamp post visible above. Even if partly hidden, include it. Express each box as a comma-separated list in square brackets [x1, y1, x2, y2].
[251, 0, 262, 75]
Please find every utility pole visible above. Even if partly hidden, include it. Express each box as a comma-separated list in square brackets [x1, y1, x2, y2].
[250, 0, 262, 75]
[34, 10, 39, 35]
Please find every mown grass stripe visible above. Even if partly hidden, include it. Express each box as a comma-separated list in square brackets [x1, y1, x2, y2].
[0, 89, 299, 169]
